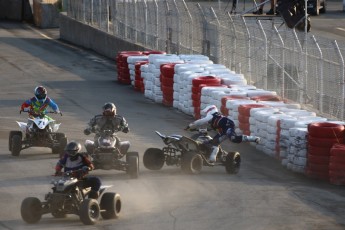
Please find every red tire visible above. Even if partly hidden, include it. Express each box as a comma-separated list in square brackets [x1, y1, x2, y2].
[192, 76, 221, 87]
[307, 154, 330, 164]
[250, 95, 282, 101]
[308, 136, 342, 148]
[307, 144, 331, 156]
[308, 122, 345, 138]
[238, 104, 268, 116]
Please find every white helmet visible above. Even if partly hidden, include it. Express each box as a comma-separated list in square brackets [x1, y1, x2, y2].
[201, 105, 218, 116]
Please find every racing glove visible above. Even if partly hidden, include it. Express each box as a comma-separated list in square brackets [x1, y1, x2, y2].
[82, 166, 91, 172]
[84, 128, 91, 135]
[122, 127, 129, 133]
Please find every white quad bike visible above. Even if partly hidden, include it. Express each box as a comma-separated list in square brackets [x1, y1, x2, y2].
[9, 110, 68, 156]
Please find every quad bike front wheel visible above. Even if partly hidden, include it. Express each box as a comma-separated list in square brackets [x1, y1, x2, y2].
[181, 152, 203, 174]
[21, 197, 42, 224]
[9, 131, 22, 151]
[225, 151, 241, 174]
[100, 192, 121, 219]
[143, 148, 165, 170]
[79, 198, 100, 225]
[11, 134, 22, 156]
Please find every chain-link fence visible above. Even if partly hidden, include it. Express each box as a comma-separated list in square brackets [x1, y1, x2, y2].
[64, 0, 345, 121]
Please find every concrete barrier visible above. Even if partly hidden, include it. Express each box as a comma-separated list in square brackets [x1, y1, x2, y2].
[0, 0, 32, 21]
[33, 0, 59, 28]
[59, 13, 147, 60]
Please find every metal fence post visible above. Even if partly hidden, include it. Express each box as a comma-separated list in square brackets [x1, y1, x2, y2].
[210, 7, 221, 64]
[182, 0, 193, 54]
[333, 40, 345, 120]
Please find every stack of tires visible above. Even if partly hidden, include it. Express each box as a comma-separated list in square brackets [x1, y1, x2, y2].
[115, 51, 144, 84]
[191, 76, 222, 119]
[329, 144, 345, 185]
[134, 61, 149, 93]
[306, 122, 345, 180]
[160, 63, 176, 107]
[238, 104, 268, 136]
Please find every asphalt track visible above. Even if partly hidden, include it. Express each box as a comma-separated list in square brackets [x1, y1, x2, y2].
[0, 21, 345, 230]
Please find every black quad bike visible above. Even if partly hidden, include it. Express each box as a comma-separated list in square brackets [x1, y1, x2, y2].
[84, 129, 139, 179]
[21, 169, 121, 225]
[143, 129, 241, 175]
[9, 111, 68, 156]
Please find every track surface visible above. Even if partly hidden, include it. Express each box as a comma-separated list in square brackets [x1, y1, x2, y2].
[0, 21, 345, 230]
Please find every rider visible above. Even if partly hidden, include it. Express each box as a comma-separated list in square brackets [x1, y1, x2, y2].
[83, 102, 129, 152]
[185, 105, 260, 163]
[20, 86, 61, 133]
[55, 141, 101, 199]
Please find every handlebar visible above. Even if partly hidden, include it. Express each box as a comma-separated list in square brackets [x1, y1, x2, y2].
[20, 110, 63, 116]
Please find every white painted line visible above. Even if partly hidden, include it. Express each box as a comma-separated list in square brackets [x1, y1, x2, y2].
[336, 27, 345, 32]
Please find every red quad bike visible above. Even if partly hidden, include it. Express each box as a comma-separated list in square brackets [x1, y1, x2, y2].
[20, 169, 121, 225]
[143, 129, 241, 174]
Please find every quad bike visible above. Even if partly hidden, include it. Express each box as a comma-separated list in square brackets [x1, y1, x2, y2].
[143, 129, 241, 175]
[9, 110, 68, 156]
[20, 169, 121, 225]
[84, 129, 139, 179]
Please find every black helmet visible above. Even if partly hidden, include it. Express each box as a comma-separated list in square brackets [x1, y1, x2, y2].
[103, 102, 116, 117]
[34, 86, 47, 102]
[65, 141, 81, 161]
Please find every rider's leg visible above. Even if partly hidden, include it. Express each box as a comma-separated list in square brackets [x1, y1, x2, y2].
[226, 127, 260, 144]
[230, 135, 260, 143]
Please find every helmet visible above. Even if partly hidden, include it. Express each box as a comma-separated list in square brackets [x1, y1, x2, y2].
[34, 86, 47, 103]
[103, 102, 116, 117]
[65, 141, 81, 161]
[201, 105, 218, 117]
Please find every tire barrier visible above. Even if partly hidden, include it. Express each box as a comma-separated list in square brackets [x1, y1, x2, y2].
[329, 144, 345, 185]
[161, 63, 177, 107]
[134, 61, 149, 93]
[119, 51, 345, 185]
[116, 51, 144, 84]
[307, 122, 345, 181]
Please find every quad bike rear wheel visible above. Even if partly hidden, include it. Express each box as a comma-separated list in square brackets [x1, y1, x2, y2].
[79, 198, 100, 225]
[11, 134, 22, 156]
[21, 197, 42, 224]
[127, 155, 139, 179]
[225, 151, 241, 174]
[52, 133, 68, 155]
[100, 192, 121, 219]
[181, 152, 203, 174]
[143, 148, 165, 170]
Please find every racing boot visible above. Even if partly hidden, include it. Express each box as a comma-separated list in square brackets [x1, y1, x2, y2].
[88, 190, 99, 199]
[242, 135, 260, 144]
[209, 146, 219, 163]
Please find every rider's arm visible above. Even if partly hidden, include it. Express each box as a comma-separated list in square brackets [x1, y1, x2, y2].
[20, 99, 32, 111]
[120, 117, 129, 133]
[48, 98, 60, 113]
[189, 114, 213, 129]
[82, 155, 95, 171]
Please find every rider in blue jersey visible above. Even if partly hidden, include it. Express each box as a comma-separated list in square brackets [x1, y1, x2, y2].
[186, 105, 260, 162]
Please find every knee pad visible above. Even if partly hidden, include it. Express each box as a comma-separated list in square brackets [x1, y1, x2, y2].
[230, 135, 242, 143]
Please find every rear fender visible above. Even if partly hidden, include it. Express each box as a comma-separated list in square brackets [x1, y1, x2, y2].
[52, 123, 61, 132]
[16, 121, 27, 132]
[99, 185, 112, 196]
[118, 141, 130, 154]
[85, 139, 94, 147]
